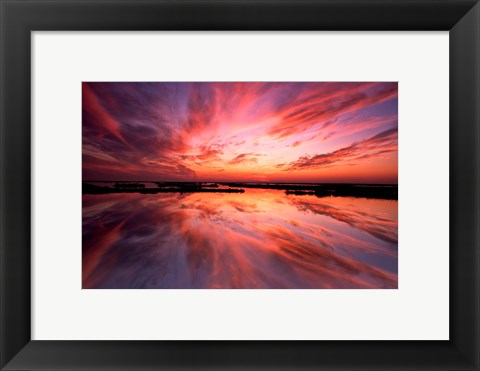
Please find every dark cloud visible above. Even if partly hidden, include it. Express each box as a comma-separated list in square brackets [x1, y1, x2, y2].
[288, 127, 398, 170]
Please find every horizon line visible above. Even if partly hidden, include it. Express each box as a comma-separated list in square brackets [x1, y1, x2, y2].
[83, 180, 398, 186]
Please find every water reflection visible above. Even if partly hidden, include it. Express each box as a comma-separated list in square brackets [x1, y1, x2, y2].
[83, 189, 397, 289]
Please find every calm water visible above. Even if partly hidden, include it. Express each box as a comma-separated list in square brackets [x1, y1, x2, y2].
[82, 189, 398, 289]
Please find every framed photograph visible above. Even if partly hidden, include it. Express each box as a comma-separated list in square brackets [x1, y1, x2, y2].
[81, 80, 399, 290]
[1, 0, 479, 370]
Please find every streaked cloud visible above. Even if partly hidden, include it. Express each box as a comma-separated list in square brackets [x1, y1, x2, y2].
[288, 126, 398, 170]
[83, 82, 398, 183]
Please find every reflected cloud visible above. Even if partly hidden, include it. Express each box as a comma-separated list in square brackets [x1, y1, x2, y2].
[83, 190, 397, 289]
[287, 196, 398, 244]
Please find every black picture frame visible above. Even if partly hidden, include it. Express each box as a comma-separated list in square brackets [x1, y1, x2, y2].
[1, 0, 479, 370]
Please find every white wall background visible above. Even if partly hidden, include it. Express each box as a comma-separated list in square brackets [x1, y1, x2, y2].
[32, 32, 449, 340]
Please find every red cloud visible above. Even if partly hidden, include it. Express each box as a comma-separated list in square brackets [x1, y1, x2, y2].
[229, 153, 259, 165]
[83, 82, 397, 182]
[267, 82, 397, 140]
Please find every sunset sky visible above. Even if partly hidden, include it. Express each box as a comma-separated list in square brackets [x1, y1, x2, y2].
[82, 82, 398, 183]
